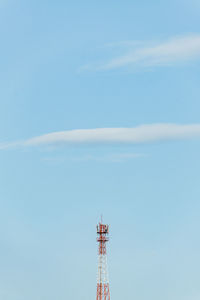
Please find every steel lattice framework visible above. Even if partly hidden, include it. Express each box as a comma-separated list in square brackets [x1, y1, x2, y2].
[96, 220, 110, 300]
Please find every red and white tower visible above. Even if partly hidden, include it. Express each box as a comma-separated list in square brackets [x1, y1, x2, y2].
[96, 220, 110, 300]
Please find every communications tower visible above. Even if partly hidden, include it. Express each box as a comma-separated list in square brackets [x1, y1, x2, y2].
[96, 219, 110, 300]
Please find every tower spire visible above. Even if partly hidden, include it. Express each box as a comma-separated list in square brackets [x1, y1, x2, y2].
[96, 220, 110, 300]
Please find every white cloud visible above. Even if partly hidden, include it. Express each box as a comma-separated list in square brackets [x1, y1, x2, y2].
[2, 123, 200, 150]
[96, 34, 200, 70]
[42, 153, 144, 163]
[23, 124, 200, 146]
[71, 153, 145, 163]
[0, 141, 17, 150]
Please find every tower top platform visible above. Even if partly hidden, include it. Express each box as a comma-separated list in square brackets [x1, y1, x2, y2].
[97, 223, 109, 235]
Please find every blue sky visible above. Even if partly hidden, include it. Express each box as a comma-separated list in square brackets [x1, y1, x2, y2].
[1, 1, 200, 300]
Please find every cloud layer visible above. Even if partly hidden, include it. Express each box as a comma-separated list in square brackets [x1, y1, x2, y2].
[98, 34, 200, 70]
[2, 123, 200, 150]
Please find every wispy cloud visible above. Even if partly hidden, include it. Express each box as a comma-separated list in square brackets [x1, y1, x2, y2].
[71, 153, 145, 163]
[0, 141, 19, 150]
[89, 34, 200, 70]
[2, 123, 200, 150]
[42, 153, 144, 164]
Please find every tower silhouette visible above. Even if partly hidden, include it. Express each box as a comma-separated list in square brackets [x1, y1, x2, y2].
[96, 220, 110, 300]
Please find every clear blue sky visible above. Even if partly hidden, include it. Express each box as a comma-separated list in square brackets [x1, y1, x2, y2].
[1, 1, 200, 300]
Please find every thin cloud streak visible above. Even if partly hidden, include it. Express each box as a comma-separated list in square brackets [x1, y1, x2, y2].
[71, 153, 145, 163]
[2, 123, 200, 150]
[97, 34, 200, 70]
[42, 153, 145, 164]
[24, 124, 200, 146]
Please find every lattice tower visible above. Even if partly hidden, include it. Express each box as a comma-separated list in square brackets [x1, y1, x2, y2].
[96, 220, 110, 300]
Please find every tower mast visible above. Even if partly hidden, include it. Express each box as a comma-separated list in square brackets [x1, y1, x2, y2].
[96, 220, 110, 300]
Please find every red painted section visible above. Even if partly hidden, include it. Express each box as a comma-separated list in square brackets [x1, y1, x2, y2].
[96, 222, 110, 300]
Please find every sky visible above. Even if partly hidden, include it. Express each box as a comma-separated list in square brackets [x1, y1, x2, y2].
[1, 1, 200, 300]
